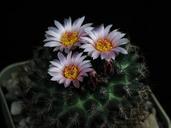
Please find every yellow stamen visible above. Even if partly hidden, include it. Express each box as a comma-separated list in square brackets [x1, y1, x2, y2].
[63, 65, 79, 80]
[60, 32, 79, 47]
[95, 38, 113, 52]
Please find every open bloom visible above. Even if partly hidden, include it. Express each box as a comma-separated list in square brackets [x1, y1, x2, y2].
[48, 52, 93, 88]
[44, 16, 93, 53]
[81, 25, 129, 61]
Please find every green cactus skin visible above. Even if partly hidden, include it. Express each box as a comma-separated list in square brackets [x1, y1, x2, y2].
[3, 45, 151, 128]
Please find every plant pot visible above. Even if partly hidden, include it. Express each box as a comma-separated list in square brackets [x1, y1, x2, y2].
[0, 61, 171, 128]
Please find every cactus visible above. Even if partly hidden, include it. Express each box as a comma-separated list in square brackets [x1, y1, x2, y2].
[1, 45, 152, 128]
[2, 17, 154, 128]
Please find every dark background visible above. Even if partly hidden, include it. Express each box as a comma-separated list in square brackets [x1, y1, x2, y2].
[1, 1, 170, 127]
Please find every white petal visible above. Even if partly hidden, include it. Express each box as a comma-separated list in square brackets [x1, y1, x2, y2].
[81, 37, 94, 44]
[64, 48, 70, 53]
[79, 72, 88, 77]
[117, 38, 129, 46]
[78, 60, 91, 67]
[73, 16, 85, 29]
[97, 25, 105, 37]
[50, 60, 60, 67]
[80, 63, 92, 71]
[86, 31, 97, 41]
[72, 52, 79, 58]
[115, 47, 128, 54]
[54, 20, 64, 30]
[75, 53, 83, 62]
[100, 53, 107, 60]
[73, 80, 80, 88]
[81, 60, 92, 67]
[58, 52, 66, 62]
[81, 44, 91, 49]
[80, 68, 93, 74]
[48, 67, 59, 72]
[79, 25, 94, 36]
[51, 75, 63, 81]
[111, 52, 116, 60]
[104, 25, 112, 36]
[59, 78, 65, 84]
[64, 79, 71, 87]
[78, 56, 87, 64]
[44, 37, 58, 42]
[67, 52, 72, 61]
[77, 76, 83, 82]
[80, 23, 93, 30]
[46, 30, 59, 37]
[105, 52, 114, 60]
[48, 27, 58, 32]
[59, 46, 64, 51]
[49, 72, 58, 77]
[53, 47, 60, 52]
[44, 41, 60, 47]
[92, 51, 100, 59]
[108, 29, 119, 40]
[82, 45, 95, 54]
[114, 33, 126, 41]
[50, 77, 57, 81]
[84, 47, 95, 53]
[64, 17, 72, 30]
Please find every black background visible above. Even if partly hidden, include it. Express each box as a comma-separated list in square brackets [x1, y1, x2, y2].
[1, 1, 170, 127]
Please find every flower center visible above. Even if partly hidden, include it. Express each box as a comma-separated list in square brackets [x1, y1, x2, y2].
[63, 65, 79, 80]
[95, 38, 113, 52]
[60, 32, 79, 47]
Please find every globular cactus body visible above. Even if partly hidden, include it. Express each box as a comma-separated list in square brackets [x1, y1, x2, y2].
[6, 47, 149, 128]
